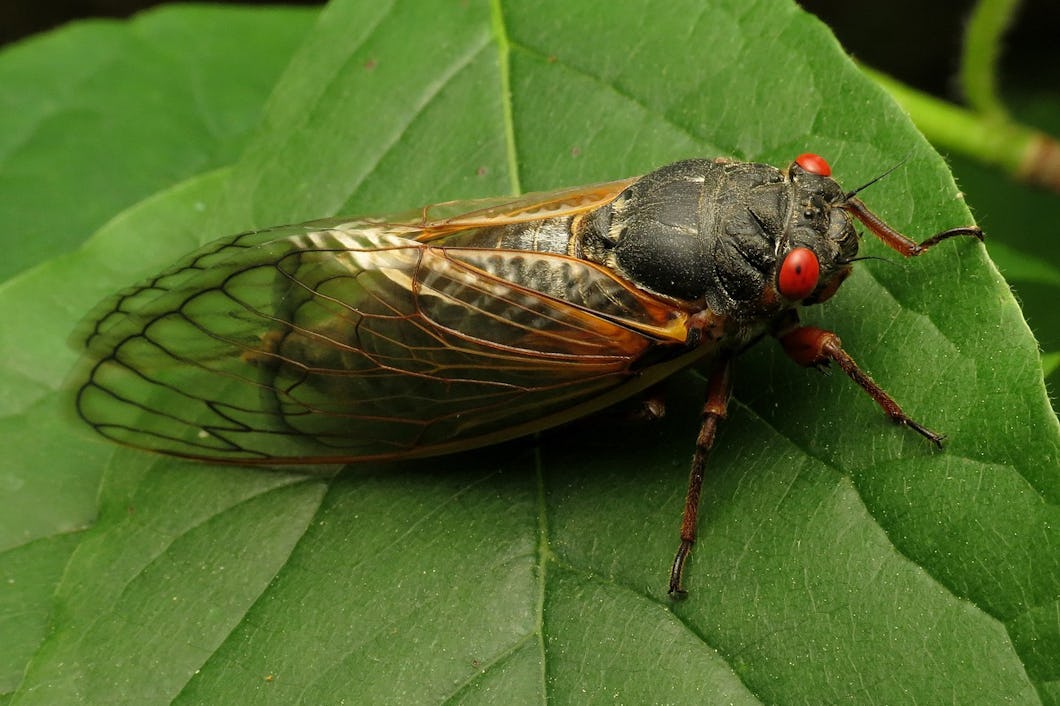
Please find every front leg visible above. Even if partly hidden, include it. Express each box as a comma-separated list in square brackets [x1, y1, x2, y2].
[777, 323, 944, 448]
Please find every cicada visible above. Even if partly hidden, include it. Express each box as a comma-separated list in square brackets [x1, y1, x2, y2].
[72, 153, 982, 595]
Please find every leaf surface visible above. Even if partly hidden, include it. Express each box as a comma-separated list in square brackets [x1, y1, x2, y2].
[1, 1, 1057, 704]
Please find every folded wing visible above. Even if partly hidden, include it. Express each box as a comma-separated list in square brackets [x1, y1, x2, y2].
[73, 218, 696, 463]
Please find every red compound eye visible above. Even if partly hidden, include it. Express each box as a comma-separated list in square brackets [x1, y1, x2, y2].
[795, 153, 831, 176]
[778, 247, 820, 300]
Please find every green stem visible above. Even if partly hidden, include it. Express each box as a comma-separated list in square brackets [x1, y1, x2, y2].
[864, 66, 1060, 192]
[960, 0, 1022, 119]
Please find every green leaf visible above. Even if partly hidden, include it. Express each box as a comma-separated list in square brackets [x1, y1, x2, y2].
[943, 91, 1060, 390]
[0, 4, 319, 700]
[2, 1, 1058, 704]
[0, 4, 316, 280]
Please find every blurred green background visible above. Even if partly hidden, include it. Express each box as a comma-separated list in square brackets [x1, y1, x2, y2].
[4, 0, 1057, 391]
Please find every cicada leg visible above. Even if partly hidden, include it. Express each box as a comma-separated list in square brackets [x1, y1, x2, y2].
[778, 324, 944, 447]
[841, 197, 983, 257]
[632, 385, 668, 422]
[669, 356, 733, 597]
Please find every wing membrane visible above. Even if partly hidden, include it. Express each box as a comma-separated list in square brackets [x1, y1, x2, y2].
[346, 178, 637, 240]
[73, 219, 701, 463]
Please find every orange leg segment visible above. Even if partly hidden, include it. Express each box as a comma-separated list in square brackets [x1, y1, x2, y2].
[669, 357, 733, 597]
[779, 325, 944, 447]
[842, 197, 983, 257]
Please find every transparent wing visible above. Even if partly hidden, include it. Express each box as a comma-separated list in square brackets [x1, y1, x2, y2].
[73, 219, 703, 464]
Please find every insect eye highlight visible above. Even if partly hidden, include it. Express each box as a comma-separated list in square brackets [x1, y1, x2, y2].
[777, 247, 820, 300]
[795, 153, 832, 176]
